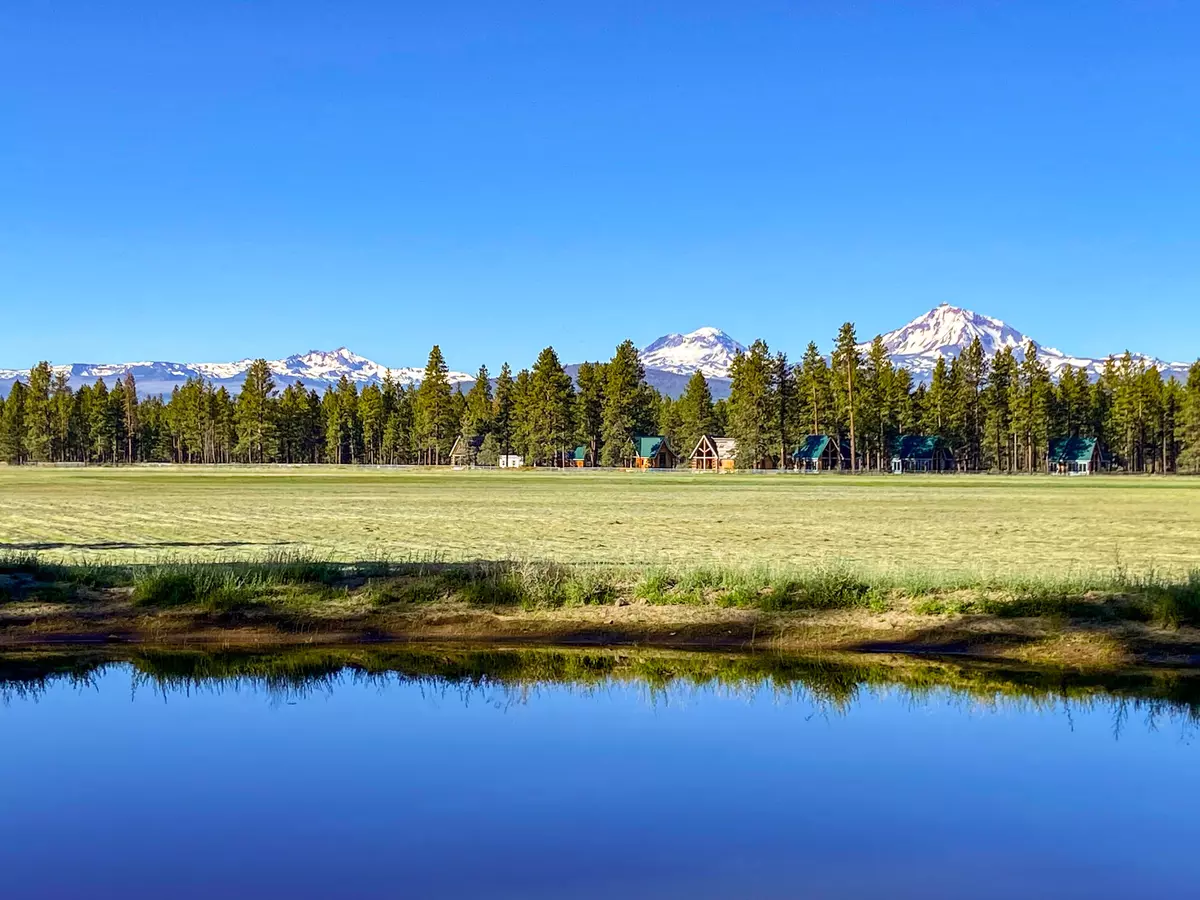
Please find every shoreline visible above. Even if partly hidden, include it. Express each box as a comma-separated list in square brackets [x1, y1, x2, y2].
[3, 556, 1199, 670]
[4, 599, 1200, 670]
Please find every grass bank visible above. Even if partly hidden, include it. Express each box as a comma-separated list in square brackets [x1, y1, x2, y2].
[3, 553, 1200, 668]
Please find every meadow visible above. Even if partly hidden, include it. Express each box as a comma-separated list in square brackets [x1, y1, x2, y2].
[1, 465, 1198, 577]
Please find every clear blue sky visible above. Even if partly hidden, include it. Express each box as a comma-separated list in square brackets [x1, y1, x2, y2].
[3, 1, 1197, 372]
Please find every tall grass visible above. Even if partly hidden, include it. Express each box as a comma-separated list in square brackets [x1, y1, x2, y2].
[5, 550, 1200, 628]
[130, 552, 350, 611]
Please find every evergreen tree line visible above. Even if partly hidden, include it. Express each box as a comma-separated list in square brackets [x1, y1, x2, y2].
[3, 325, 1200, 473]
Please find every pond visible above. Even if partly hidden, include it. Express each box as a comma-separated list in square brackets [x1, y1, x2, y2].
[1, 646, 1197, 899]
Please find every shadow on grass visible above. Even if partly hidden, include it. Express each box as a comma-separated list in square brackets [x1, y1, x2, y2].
[0, 540, 301, 552]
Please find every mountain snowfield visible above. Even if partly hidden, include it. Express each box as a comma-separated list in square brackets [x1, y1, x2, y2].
[637, 327, 746, 377]
[0, 305, 1190, 396]
[862, 304, 1191, 382]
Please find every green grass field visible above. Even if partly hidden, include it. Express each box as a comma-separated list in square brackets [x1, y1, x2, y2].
[2, 465, 1198, 577]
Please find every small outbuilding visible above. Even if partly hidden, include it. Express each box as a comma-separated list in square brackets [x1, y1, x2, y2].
[1047, 437, 1101, 475]
[791, 435, 850, 472]
[498, 454, 524, 469]
[448, 435, 484, 467]
[625, 435, 678, 469]
[690, 435, 737, 471]
[889, 435, 954, 474]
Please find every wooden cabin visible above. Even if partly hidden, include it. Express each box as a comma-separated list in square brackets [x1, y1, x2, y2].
[791, 435, 850, 472]
[1047, 437, 1100, 475]
[690, 435, 737, 471]
[448, 435, 484, 467]
[624, 435, 678, 469]
[569, 445, 596, 468]
[889, 435, 954, 474]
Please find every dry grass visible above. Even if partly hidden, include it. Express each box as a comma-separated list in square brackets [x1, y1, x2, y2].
[1, 465, 1199, 577]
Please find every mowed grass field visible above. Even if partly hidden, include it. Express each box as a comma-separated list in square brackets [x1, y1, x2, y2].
[1, 466, 1198, 577]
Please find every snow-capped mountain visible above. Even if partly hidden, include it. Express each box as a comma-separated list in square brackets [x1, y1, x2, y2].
[639, 327, 746, 378]
[0, 348, 472, 396]
[863, 304, 1192, 383]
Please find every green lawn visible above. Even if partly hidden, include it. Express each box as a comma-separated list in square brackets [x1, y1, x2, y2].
[1, 466, 1198, 576]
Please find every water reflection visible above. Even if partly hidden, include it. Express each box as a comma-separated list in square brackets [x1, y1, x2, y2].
[3, 644, 1197, 738]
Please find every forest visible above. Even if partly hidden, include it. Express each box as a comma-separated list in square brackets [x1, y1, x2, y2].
[2, 322, 1199, 473]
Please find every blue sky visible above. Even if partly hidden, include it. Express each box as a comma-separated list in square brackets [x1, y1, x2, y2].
[3, 1, 1197, 372]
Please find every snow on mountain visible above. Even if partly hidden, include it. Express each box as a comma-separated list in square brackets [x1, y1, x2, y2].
[0, 348, 472, 394]
[639, 326, 746, 378]
[864, 304, 1192, 383]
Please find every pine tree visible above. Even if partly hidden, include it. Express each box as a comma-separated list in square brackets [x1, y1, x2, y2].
[861, 338, 894, 471]
[712, 397, 730, 436]
[122, 371, 139, 462]
[359, 383, 385, 464]
[0, 381, 27, 464]
[892, 367, 916, 434]
[984, 347, 1017, 471]
[1178, 361, 1200, 474]
[601, 341, 655, 467]
[923, 357, 952, 436]
[956, 338, 988, 472]
[277, 381, 308, 463]
[24, 362, 54, 463]
[728, 339, 772, 469]
[831, 324, 862, 471]
[657, 394, 682, 457]
[676, 370, 716, 460]
[1162, 376, 1181, 473]
[460, 365, 494, 458]
[527, 347, 574, 465]
[107, 378, 129, 464]
[88, 378, 114, 463]
[1110, 351, 1150, 472]
[322, 387, 342, 463]
[477, 432, 500, 466]
[382, 384, 414, 464]
[51, 372, 75, 462]
[796, 342, 833, 439]
[1012, 341, 1051, 471]
[493, 363, 515, 459]
[773, 352, 792, 469]
[233, 359, 276, 463]
[335, 375, 362, 464]
[511, 368, 533, 461]
[414, 346, 453, 464]
[573, 361, 606, 465]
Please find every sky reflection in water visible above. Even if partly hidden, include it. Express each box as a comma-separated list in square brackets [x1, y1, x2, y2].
[0, 652, 1196, 899]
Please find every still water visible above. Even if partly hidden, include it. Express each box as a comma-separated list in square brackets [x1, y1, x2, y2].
[1, 647, 1196, 899]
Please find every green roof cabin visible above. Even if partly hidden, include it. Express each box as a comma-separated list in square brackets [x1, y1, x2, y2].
[889, 435, 954, 474]
[791, 435, 850, 472]
[569, 445, 596, 467]
[624, 435, 678, 469]
[1047, 437, 1100, 475]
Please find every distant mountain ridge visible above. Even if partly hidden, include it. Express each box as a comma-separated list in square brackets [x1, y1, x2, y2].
[0, 348, 473, 397]
[0, 306, 1190, 399]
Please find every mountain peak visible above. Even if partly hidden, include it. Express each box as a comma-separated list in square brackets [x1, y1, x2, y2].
[640, 327, 746, 377]
[871, 304, 1027, 363]
[867, 304, 1188, 382]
